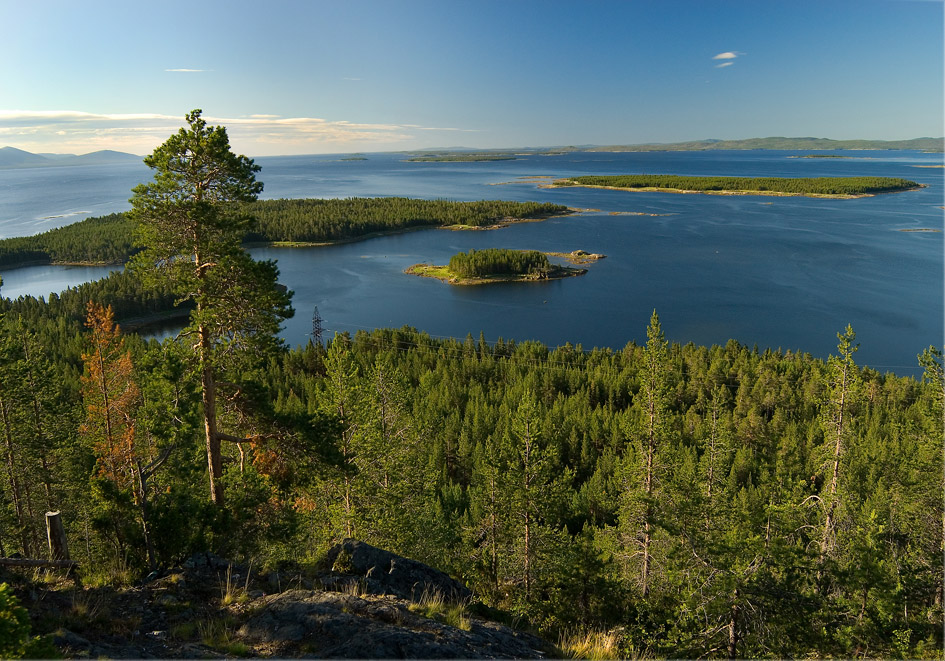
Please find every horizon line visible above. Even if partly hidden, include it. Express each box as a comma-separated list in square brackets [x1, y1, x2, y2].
[2, 135, 943, 160]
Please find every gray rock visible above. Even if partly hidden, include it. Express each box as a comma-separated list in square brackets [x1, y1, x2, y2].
[325, 539, 472, 602]
[183, 551, 231, 570]
[238, 589, 547, 658]
[53, 628, 91, 650]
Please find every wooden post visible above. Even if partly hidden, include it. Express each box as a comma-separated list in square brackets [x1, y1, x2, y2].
[45, 511, 70, 562]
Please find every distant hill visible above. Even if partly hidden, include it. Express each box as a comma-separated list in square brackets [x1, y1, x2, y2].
[0, 146, 52, 168]
[588, 137, 945, 152]
[0, 147, 141, 169]
[65, 149, 142, 166]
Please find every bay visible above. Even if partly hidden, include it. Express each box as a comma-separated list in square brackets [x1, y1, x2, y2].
[0, 150, 941, 376]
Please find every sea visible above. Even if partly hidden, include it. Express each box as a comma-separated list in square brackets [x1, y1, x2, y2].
[0, 150, 942, 377]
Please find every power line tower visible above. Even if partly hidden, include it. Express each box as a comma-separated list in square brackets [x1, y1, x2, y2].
[311, 305, 323, 346]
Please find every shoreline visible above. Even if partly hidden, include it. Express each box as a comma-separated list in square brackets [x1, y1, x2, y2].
[0, 258, 124, 269]
[247, 210, 580, 248]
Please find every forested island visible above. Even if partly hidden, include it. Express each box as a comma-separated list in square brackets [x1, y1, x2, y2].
[0, 112, 940, 660]
[552, 175, 922, 198]
[405, 247, 600, 284]
[586, 136, 945, 152]
[405, 153, 516, 162]
[0, 198, 571, 271]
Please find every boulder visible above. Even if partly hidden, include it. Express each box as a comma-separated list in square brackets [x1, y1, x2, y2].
[324, 539, 471, 602]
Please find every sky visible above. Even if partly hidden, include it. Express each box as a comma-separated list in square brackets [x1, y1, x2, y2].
[1, 0, 942, 157]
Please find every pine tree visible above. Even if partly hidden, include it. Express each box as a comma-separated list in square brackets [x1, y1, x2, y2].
[505, 389, 572, 610]
[321, 334, 361, 539]
[818, 325, 860, 560]
[81, 303, 139, 491]
[80, 302, 174, 570]
[465, 434, 509, 598]
[617, 310, 671, 598]
[129, 110, 293, 507]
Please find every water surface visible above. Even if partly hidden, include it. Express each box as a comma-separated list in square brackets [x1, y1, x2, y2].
[1, 150, 941, 375]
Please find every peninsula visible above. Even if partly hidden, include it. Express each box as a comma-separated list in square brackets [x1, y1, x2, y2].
[0, 198, 573, 271]
[405, 248, 603, 285]
[549, 175, 922, 198]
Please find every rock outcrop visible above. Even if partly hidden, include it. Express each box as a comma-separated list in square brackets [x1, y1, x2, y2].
[239, 589, 548, 658]
[324, 538, 472, 602]
[12, 541, 552, 659]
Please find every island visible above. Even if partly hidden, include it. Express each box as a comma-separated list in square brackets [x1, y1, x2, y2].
[405, 248, 603, 285]
[787, 154, 852, 159]
[405, 153, 516, 162]
[548, 175, 923, 198]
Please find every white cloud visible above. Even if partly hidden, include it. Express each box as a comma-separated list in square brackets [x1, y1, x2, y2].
[165, 68, 210, 73]
[711, 51, 743, 68]
[0, 109, 481, 155]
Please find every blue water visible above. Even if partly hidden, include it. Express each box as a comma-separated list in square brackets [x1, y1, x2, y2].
[0, 150, 942, 375]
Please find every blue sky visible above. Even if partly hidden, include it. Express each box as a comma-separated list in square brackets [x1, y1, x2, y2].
[1, 0, 942, 156]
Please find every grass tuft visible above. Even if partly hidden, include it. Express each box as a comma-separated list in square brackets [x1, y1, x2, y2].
[220, 564, 251, 606]
[559, 628, 622, 660]
[198, 614, 251, 655]
[408, 589, 472, 631]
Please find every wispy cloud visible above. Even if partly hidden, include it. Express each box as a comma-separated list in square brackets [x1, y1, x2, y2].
[165, 68, 210, 73]
[712, 51, 743, 68]
[0, 110, 480, 155]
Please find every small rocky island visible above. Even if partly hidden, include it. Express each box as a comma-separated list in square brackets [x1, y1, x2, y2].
[406, 248, 604, 285]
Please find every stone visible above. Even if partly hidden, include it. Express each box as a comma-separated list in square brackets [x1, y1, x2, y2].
[324, 539, 472, 602]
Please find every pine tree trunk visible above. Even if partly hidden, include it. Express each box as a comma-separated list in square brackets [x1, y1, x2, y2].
[822, 360, 849, 558]
[522, 423, 533, 601]
[523, 513, 531, 600]
[199, 321, 225, 507]
[22, 338, 54, 508]
[133, 461, 157, 572]
[642, 401, 655, 598]
[0, 396, 31, 555]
